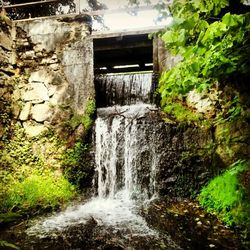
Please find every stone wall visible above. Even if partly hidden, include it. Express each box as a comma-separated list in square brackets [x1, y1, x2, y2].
[0, 15, 95, 185]
[0, 16, 16, 141]
[12, 15, 94, 137]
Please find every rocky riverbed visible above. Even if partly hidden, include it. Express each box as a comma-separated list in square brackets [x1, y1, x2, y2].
[0, 198, 248, 250]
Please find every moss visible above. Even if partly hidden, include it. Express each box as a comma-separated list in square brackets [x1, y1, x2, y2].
[4, 172, 75, 212]
[0, 124, 75, 215]
[68, 99, 96, 131]
[199, 161, 250, 227]
[62, 142, 88, 168]
[0, 124, 44, 171]
[163, 102, 206, 125]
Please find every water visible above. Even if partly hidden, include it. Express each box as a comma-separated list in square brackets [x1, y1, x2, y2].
[27, 73, 160, 239]
[95, 72, 153, 106]
[95, 104, 159, 200]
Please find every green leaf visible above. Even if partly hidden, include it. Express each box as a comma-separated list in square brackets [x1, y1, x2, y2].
[222, 13, 237, 27]
[0, 241, 20, 250]
[190, 62, 200, 72]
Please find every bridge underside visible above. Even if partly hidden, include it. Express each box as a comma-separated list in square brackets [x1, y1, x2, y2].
[93, 32, 153, 74]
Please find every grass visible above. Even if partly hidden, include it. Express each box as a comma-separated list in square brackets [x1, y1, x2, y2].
[199, 160, 249, 226]
[4, 172, 75, 212]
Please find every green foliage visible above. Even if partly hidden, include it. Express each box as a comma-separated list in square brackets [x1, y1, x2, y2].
[0, 125, 75, 215]
[62, 142, 88, 168]
[85, 99, 96, 116]
[3, 172, 75, 212]
[0, 212, 21, 223]
[68, 99, 96, 131]
[163, 102, 203, 124]
[199, 161, 250, 226]
[159, 0, 250, 116]
[0, 125, 43, 171]
[0, 240, 20, 250]
[62, 142, 91, 187]
[215, 96, 244, 124]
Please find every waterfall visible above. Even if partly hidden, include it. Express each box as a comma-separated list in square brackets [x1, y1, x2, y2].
[26, 72, 160, 237]
[95, 72, 153, 106]
[95, 104, 159, 201]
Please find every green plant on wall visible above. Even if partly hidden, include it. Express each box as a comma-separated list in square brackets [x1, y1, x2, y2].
[158, 0, 250, 123]
[61, 141, 93, 188]
[163, 101, 204, 125]
[0, 125, 75, 215]
[199, 160, 249, 226]
[68, 99, 96, 131]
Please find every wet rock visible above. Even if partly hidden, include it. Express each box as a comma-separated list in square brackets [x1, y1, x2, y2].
[144, 198, 246, 250]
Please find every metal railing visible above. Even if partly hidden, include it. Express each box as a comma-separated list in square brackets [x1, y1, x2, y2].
[1, 0, 77, 20]
[1, 1, 171, 21]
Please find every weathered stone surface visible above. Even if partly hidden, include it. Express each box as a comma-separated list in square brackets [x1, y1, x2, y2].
[48, 85, 57, 97]
[0, 47, 11, 65]
[19, 102, 32, 121]
[49, 63, 60, 71]
[49, 84, 69, 106]
[16, 17, 89, 52]
[31, 103, 51, 122]
[14, 16, 94, 123]
[21, 50, 35, 60]
[23, 122, 47, 137]
[186, 90, 215, 115]
[0, 31, 12, 51]
[41, 56, 58, 65]
[29, 70, 52, 85]
[12, 103, 21, 119]
[62, 40, 94, 114]
[23, 82, 49, 103]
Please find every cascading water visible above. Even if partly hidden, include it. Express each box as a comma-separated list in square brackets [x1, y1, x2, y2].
[95, 72, 153, 106]
[95, 104, 159, 201]
[27, 72, 161, 238]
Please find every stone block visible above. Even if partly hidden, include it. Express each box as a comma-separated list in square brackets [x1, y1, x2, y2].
[29, 70, 52, 85]
[31, 103, 51, 122]
[19, 102, 32, 121]
[0, 31, 12, 51]
[23, 121, 47, 137]
[23, 82, 49, 103]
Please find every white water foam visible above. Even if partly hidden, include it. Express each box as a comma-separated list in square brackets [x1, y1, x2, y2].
[27, 191, 156, 237]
